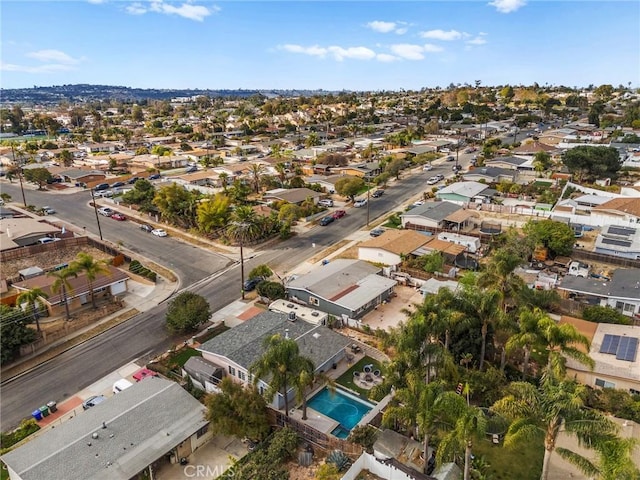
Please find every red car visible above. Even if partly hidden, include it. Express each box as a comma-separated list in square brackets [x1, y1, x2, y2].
[332, 209, 346, 219]
[111, 213, 126, 221]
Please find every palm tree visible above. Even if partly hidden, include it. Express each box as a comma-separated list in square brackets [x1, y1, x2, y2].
[274, 162, 287, 187]
[292, 358, 335, 420]
[477, 248, 525, 312]
[16, 288, 49, 332]
[70, 252, 110, 309]
[47, 267, 78, 321]
[382, 370, 424, 439]
[492, 380, 620, 480]
[248, 163, 265, 194]
[537, 315, 594, 380]
[436, 391, 487, 480]
[218, 172, 229, 192]
[250, 334, 306, 416]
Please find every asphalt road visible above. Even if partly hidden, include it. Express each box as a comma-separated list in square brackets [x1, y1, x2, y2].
[0, 164, 459, 430]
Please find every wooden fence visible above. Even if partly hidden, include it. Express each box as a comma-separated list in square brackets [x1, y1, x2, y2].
[571, 250, 640, 269]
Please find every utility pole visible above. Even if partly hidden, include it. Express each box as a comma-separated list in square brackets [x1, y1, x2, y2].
[10, 143, 27, 207]
[90, 188, 104, 241]
[366, 181, 371, 227]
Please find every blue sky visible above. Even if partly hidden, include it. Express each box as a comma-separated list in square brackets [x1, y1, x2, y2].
[1, 1, 639, 91]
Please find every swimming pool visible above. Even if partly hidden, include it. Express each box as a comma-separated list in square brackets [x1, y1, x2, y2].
[307, 387, 374, 438]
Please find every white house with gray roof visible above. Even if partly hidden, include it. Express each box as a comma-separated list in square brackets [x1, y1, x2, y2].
[1, 378, 211, 480]
[400, 201, 463, 229]
[286, 259, 397, 320]
[197, 311, 351, 410]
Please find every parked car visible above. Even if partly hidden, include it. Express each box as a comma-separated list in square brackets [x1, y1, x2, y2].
[318, 199, 334, 208]
[332, 209, 346, 219]
[97, 207, 114, 217]
[111, 213, 126, 221]
[319, 215, 335, 226]
[151, 229, 168, 237]
[148, 173, 161, 180]
[452, 165, 462, 172]
[354, 198, 368, 207]
[412, 200, 425, 207]
[94, 183, 109, 191]
[140, 224, 153, 232]
[185, 165, 198, 173]
[372, 189, 384, 198]
[370, 228, 385, 237]
[82, 395, 106, 410]
[446, 155, 455, 162]
[422, 163, 433, 171]
[111, 181, 125, 188]
[427, 176, 440, 185]
[435, 174, 445, 181]
[41, 206, 56, 215]
[243, 276, 264, 291]
[127, 177, 140, 184]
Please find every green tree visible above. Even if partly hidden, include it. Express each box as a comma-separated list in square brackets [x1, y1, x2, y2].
[250, 334, 305, 416]
[0, 304, 37, 365]
[16, 288, 49, 333]
[165, 291, 211, 334]
[22, 167, 53, 190]
[523, 219, 575, 257]
[153, 183, 199, 228]
[205, 377, 271, 441]
[582, 305, 632, 325]
[537, 315, 594, 379]
[385, 158, 406, 180]
[227, 205, 263, 245]
[256, 281, 285, 301]
[249, 163, 265, 194]
[533, 151, 552, 175]
[196, 193, 230, 233]
[47, 267, 77, 321]
[423, 251, 444, 274]
[506, 307, 546, 379]
[334, 176, 364, 201]
[58, 149, 73, 167]
[561, 146, 621, 182]
[500, 86, 515, 102]
[492, 379, 621, 480]
[121, 178, 156, 213]
[249, 264, 273, 280]
[477, 247, 526, 311]
[70, 252, 109, 309]
[277, 203, 301, 223]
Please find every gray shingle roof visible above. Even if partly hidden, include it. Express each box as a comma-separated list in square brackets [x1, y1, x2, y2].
[287, 259, 381, 299]
[197, 311, 351, 374]
[1, 378, 207, 480]
[401, 201, 461, 222]
[558, 269, 640, 300]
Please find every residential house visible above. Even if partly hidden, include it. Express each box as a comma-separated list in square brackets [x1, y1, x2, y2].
[263, 188, 323, 205]
[128, 154, 189, 170]
[592, 197, 640, 224]
[405, 145, 437, 156]
[197, 310, 350, 409]
[305, 174, 346, 194]
[267, 299, 329, 326]
[511, 141, 558, 160]
[400, 201, 464, 230]
[59, 169, 106, 185]
[539, 128, 576, 146]
[594, 225, 640, 260]
[358, 230, 431, 266]
[145, 135, 176, 145]
[12, 264, 129, 316]
[0, 217, 62, 250]
[79, 142, 118, 154]
[411, 237, 467, 264]
[182, 356, 225, 393]
[331, 162, 382, 180]
[485, 156, 529, 170]
[462, 167, 516, 183]
[560, 316, 640, 394]
[556, 268, 640, 318]
[435, 182, 497, 205]
[1, 378, 212, 480]
[286, 259, 397, 320]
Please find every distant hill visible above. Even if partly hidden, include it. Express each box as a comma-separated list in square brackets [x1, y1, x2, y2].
[0, 84, 335, 104]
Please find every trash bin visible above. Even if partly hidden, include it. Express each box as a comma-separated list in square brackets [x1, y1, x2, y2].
[39, 405, 50, 417]
[47, 401, 58, 413]
[32, 410, 43, 421]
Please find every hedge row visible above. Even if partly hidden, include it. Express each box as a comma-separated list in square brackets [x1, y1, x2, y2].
[129, 260, 157, 282]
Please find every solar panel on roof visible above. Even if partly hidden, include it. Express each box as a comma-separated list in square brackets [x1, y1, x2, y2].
[616, 337, 638, 362]
[600, 334, 621, 354]
[601, 238, 632, 247]
[608, 226, 637, 237]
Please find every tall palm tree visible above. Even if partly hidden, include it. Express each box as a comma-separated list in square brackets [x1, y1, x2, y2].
[250, 334, 306, 416]
[506, 307, 547, 379]
[70, 252, 110, 309]
[537, 315, 594, 381]
[47, 267, 78, 321]
[292, 358, 335, 421]
[16, 288, 49, 332]
[248, 163, 265, 194]
[477, 248, 525, 312]
[218, 172, 229, 192]
[492, 379, 620, 480]
[436, 391, 487, 480]
[274, 162, 287, 187]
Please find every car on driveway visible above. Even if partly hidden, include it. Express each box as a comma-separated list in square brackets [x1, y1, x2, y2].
[151, 228, 168, 237]
[243, 276, 264, 291]
[140, 224, 153, 232]
[372, 189, 384, 198]
[354, 198, 368, 207]
[111, 213, 126, 221]
[332, 209, 346, 219]
[370, 228, 385, 237]
[319, 215, 335, 226]
[82, 395, 106, 410]
[318, 199, 334, 208]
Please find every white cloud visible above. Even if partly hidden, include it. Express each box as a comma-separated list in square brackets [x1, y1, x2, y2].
[1, 62, 76, 74]
[327, 46, 376, 61]
[376, 53, 398, 62]
[367, 21, 397, 33]
[390, 44, 425, 61]
[26, 49, 81, 65]
[488, 0, 526, 13]
[423, 43, 444, 53]
[466, 33, 488, 45]
[420, 29, 463, 41]
[395, 27, 408, 35]
[125, 1, 218, 21]
[281, 44, 327, 57]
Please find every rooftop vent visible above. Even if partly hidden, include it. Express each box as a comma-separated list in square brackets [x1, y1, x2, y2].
[311, 312, 319, 317]
[102, 422, 107, 429]
[287, 303, 294, 308]
[92, 432, 99, 439]
[288, 311, 296, 322]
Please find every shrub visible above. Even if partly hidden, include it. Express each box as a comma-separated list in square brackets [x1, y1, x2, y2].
[582, 305, 632, 325]
[129, 260, 157, 282]
[0, 419, 40, 451]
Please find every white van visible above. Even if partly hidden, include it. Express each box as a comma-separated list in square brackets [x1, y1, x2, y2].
[113, 379, 133, 394]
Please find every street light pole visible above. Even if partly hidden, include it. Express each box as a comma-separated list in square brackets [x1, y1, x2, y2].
[90, 188, 104, 241]
[10, 144, 27, 207]
[366, 180, 371, 227]
[240, 235, 246, 300]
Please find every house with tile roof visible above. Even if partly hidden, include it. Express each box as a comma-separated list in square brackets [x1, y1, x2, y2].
[592, 197, 640, 224]
[358, 230, 431, 266]
[1, 378, 211, 480]
[286, 259, 397, 320]
[197, 311, 351, 409]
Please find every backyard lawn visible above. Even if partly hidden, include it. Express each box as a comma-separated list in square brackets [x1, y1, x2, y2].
[471, 436, 543, 480]
[335, 355, 382, 400]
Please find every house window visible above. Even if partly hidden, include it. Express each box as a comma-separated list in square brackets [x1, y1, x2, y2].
[238, 371, 246, 381]
[248, 373, 253, 383]
[630, 389, 640, 396]
[196, 425, 209, 439]
[228, 366, 235, 376]
[595, 378, 615, 389]
[615, 302, 636, 315]
[309, 296, 319, 306]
